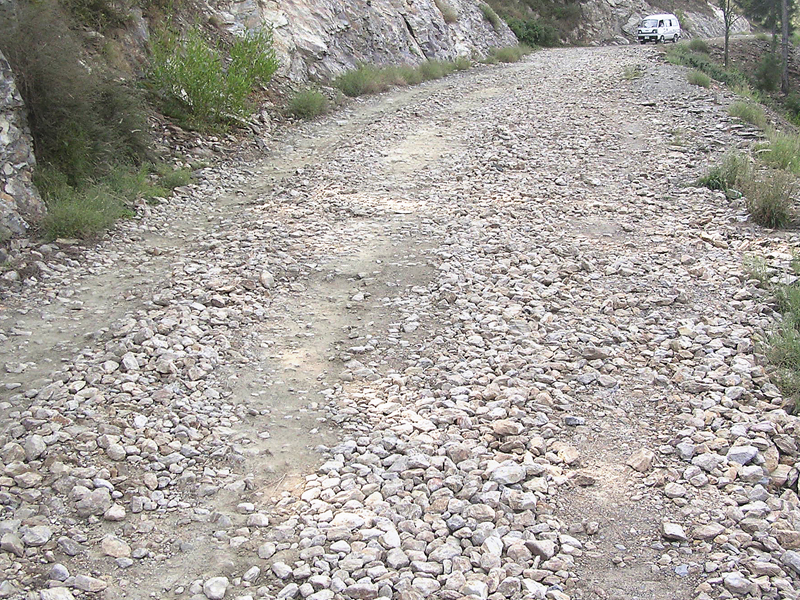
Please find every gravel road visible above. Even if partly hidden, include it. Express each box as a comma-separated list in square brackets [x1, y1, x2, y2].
[1, 45, 800, 600]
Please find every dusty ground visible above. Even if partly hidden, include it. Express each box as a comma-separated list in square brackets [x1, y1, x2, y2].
[1, 45, 799, 600]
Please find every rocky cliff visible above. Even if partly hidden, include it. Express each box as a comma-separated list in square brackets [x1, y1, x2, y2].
[216, 0, 518, 81]
[0, 48, 45, 239]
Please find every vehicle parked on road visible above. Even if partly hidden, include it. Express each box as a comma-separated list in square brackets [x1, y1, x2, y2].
[637, 14, 681, 44]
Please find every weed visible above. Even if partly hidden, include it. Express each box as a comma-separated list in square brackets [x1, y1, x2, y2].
[334, 58, 471, 97]
[697, 152, 750, 192]
[287, 89, 329, 119]
[454, 57, 472, 70]
[740, 169, 797, 228]
[419, 60, 449, 80]
[480, 3, 502, 29]
[758, 131, 800, 174]
[622, 64, 645, 80]
[729, 101, 767, 128]
[434, 0, 458, 23]
[687, 70, 711, 87]
[60, 0, 130, 31]
[157, 166, 193, 189]
[688, 38, 709, 53]
[666, 44, 747, 87]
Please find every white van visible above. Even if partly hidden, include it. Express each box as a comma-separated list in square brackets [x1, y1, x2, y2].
[637, 14, 681, 44]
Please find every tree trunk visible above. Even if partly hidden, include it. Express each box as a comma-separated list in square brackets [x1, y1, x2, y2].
[781, 0, 790, 93]
[724, 26, 730, 67]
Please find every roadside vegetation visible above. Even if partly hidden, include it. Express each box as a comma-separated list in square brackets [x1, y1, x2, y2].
[287, 89, 330, 120]
[746, 255, 800, 411]
[487, 0, 581, 47]
[333, 58, 474, 97]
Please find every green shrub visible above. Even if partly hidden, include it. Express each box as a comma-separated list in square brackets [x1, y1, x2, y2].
[434, 0, 458, 23]
[506, 17, 560, 47]
[687, 70, 711, 87]
[147, 24, 278, 129]
[287, 89, 329, 119]
[740, 169, 796, 228]
[60, 0, 130, 31]
[0, 0, 150, 186]
[688, 38, 710, 53]
[729, 100, 767, 128]
[697, 152, 750, 191]
[480, 3, 501, 29]
[755, 52, 782, 92]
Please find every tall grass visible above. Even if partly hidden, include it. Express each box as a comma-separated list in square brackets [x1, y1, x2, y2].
[687, 70, 711, 87]
[757, 131, 800, 174]
[729, 101, 768, 128]
[334, 58, 470, 97]
[740, 169, 796, 228]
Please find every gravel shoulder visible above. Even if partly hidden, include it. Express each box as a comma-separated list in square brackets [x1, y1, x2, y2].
[1, 46, 800, 600]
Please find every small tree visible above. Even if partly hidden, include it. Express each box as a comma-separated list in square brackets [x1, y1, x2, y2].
[781, 0, 790, 93]
[720, 0, 742, 67]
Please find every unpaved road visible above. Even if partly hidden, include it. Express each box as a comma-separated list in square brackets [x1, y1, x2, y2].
[1, 46, 800, 600]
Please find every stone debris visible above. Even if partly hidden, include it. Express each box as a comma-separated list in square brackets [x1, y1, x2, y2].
[0, 46, 798, 600]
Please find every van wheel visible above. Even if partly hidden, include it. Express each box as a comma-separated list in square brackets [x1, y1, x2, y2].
[673, 35, 678, 43]
[659, 35, 665, 44]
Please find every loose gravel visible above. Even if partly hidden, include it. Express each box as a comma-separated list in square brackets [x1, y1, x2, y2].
[1, 46, 799, 600]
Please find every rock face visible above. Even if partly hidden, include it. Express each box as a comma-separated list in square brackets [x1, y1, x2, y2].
[218, 0, 517, 81]
[574, 0, 750, 44]
[0, 49, 45, 238]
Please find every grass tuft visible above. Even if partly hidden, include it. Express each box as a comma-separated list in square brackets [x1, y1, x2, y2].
[740, 169, 797, 228]
[480, 3, 502, 29]
[287, 89, 330, 119]
[688, 38, 710, 53]
[434, 0, 458, 23]
[697, 152, 750, 192]
[757, 131, 800, 174]
[687, 70, 711, 87]
[729, 101, 767, 129]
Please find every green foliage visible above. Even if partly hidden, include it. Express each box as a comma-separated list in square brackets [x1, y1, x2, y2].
[60, 0, 130, 31]
[480, 3, 502, 29]
[729, 100, 768, 128]
[687, 70, 711, 87]
[0, 0, 150, 186]
[666, 44, 748, 87]
[740, 169, 796, 228]
[506, 17, 560, 47]
[755, 52, 782, 92]
[697, 152, 750, 191]
[688, 38, 710, 53]
[453, 57, 472, 71]
[287, 89, 330, 119]
[147, 24, 278, 130]
[434, 0, 458, 23]
[157, 165, 193, 189]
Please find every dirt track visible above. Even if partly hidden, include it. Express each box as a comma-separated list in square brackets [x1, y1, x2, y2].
[1, 46, 800, 600]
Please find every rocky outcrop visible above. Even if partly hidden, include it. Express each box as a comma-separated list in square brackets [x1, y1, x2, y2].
[0, 49, 45, 239]
[216, 0, 517, 81]
[577, 0, 750, 44]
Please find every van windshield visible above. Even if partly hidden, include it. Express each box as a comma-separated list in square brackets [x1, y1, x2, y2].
[640, 19, 658, 27]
